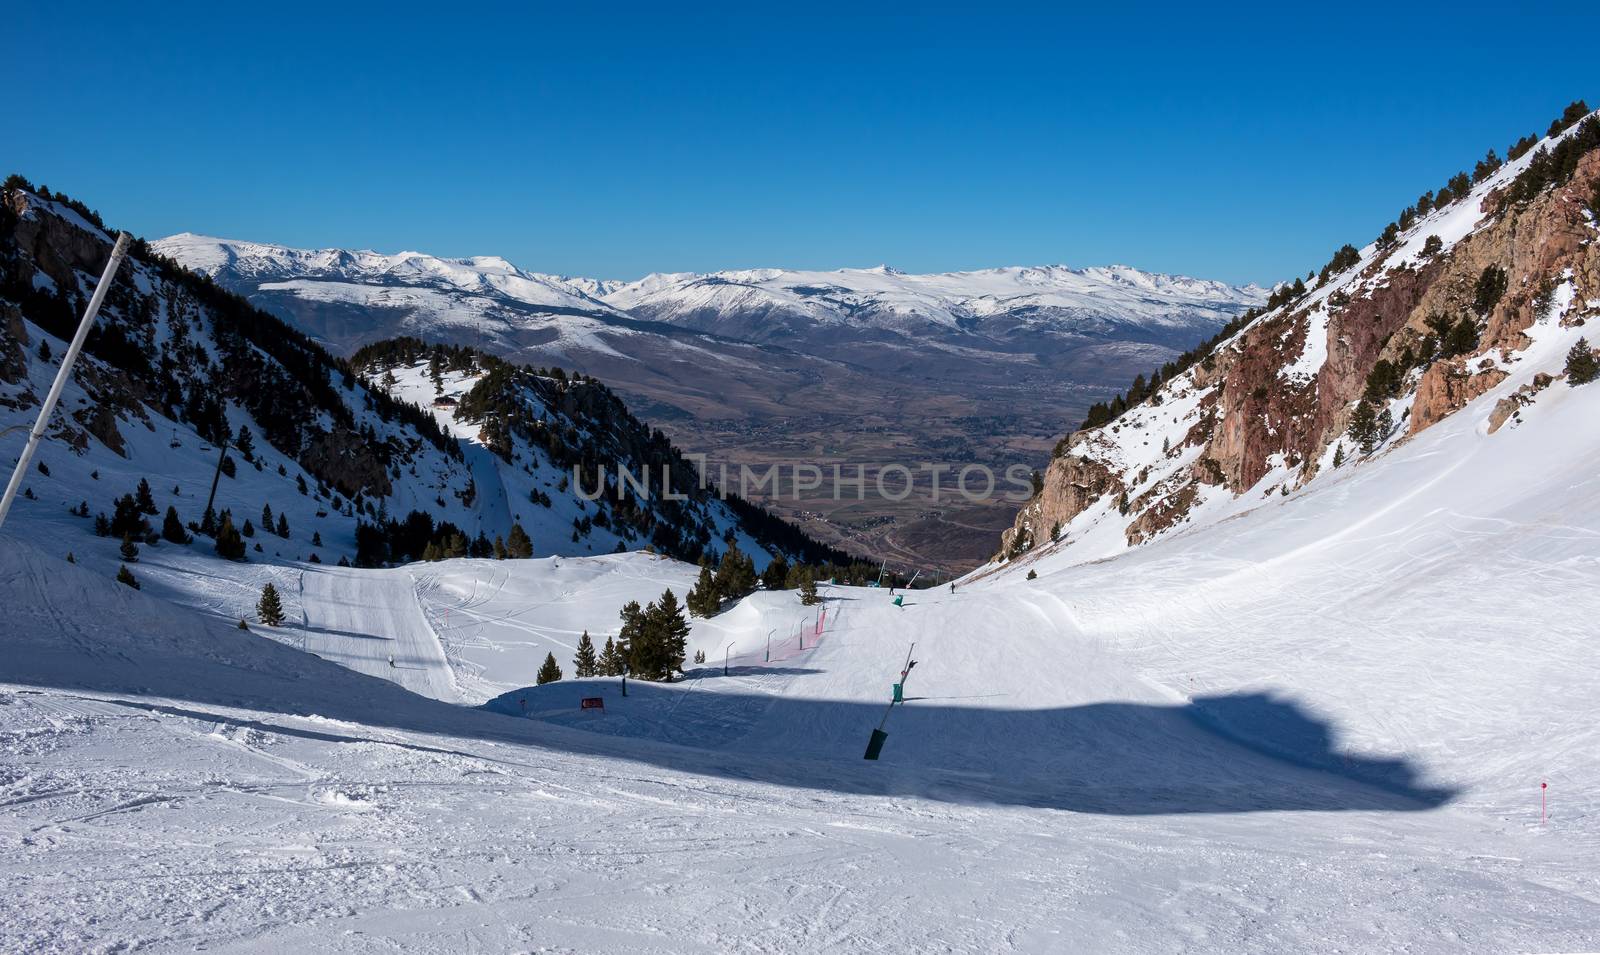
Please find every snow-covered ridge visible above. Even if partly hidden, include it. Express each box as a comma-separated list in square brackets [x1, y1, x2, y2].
[603, 262, 1266, 331]
[154, 233, 623, 317]
[154, 233, 1265, 335]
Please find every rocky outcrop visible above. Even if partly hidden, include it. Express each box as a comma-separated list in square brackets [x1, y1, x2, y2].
[1205, 311, 1316, 492]
[1125, 483, 1199, 546]
[1486, 372, 1556, 434]
[1410, 362, 1508, 434]
[1311, 259, 1442, 457]
[0, 303, 27, 384]
[998, 439, 1123, 555]
[1000, 115, 1600, 564]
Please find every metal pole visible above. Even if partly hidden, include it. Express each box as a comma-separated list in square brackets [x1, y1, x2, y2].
[878, 642, 918, 731]
[0, 233, 131, 533]
[201, 432, 232, 529]
[724, 642, 733, 676]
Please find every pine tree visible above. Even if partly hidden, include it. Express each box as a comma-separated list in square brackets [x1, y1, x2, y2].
[1567, 338, 1599, 385]
[1332, 443, 1345, 468]
[1026, 569, 1038, 580]
[242, 519, 256, 538]
[312, 531, 323, 547]
[262, 503, 274, 531]
[537, 652, 563, 685]
[119, 533, 139, 563]
[760, 554, 789, 591]
[116, 564, 140, 590]
[574, 630, 598, 678]
[651, 589, 690, 679]
[235, 425, 255, 460]
[257, 582, 285, 626]
[1473, 265, 1508, 315]
[1348, 399, 1379, 454]
[600, 636, 624, 676]
[799, 569, 819, 606]
[215, 513, 247, 561]
[506, 522, 533, 558]
[162, 505, 189, 544]
[686, 562, 719, 617]
[135, 478, 157, 515]
[237, 618, 249, 630]
[1443, 316, 1479, 357]
[493, 535, 507, 559]
[276, 513, 289, 538]
[617, 600, 645, 676]
[111, 494, 150, 539]
[714, 542, 757, 602]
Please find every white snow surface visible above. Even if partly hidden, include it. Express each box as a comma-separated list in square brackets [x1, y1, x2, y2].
[3, 351, 1599, 950]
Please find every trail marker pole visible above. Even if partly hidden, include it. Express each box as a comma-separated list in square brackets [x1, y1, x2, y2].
[0, 232, 131, 533]
[724, 642, 733, 676]
[766, 629, 773, 663]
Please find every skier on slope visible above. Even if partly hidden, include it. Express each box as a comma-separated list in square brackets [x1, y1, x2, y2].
[388, 654, 395, 668]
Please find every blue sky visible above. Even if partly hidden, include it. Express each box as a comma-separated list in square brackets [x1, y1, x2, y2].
[7, 2, 1595, 285]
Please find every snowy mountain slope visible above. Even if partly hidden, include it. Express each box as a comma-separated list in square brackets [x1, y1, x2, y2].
[6, 374, 1600, 951]
[156, 234, 1265, 572]
[1001, 104, 1600, 566]
[0, 184, 849, 578]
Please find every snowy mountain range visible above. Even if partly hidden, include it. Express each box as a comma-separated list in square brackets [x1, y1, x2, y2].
[152, 236, 1266, 570]
[152, 233, 1263, 348]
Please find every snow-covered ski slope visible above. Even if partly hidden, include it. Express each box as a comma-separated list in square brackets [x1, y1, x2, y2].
[4, 352, 1600, 951]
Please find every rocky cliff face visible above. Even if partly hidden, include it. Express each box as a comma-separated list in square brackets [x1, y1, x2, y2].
[1001, 110, 1600, 567]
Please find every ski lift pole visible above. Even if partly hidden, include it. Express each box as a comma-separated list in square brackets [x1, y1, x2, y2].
[864, 642, 916, 760]
[0, 233, 131, 534]
[201, 432, 231, 526]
